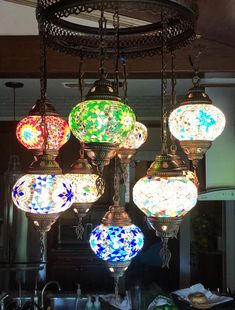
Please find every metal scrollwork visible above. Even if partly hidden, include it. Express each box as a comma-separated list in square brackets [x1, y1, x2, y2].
[36, 0, 198, 58]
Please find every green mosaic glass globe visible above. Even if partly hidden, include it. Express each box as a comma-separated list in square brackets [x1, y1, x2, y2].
[69, 99, 136, 144]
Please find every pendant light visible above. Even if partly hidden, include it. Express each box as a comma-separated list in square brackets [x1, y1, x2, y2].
[16, 36, 70, 159]
[168, 54, 226, 172]
[69, 9, 136, 175]
[12, 34, 74, 235]
[90, 157, 144, 297]
[117, 59, 148, 181]
[132, 14, 198, 268]
[66, 143, 105, 240]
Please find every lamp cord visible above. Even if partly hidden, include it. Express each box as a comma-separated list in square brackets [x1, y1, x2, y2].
[160, 12, 168, 154]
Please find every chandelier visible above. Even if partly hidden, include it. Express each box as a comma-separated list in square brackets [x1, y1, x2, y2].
[133, 14, 198, 268]
[36, 0, 198, 175]
[90, 160, 144, 296]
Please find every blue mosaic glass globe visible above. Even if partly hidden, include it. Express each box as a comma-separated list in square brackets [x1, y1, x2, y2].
[89, 224, 144, 262]
[12, 174, 74, 214]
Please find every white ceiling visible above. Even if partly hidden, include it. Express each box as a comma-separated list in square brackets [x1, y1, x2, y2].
[0, 0, 149, 35]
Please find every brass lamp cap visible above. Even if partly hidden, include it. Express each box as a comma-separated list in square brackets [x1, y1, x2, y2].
[181, 85, 212, 106]
[26, 213, 60, 233]
[147, 153, 186, 177]
[69, 158, 93, 174]
[102, 205, 132, 226]
[29, 98, 59, 116]
[28, 151, 62, 174]
[85, 77, 121, 102]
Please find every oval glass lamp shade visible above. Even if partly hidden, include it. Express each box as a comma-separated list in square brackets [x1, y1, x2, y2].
[89, 224, 144, 262]
[12, 174, 74, 214]
[16, 115, 71, 150]
[169, 104, 226, 141]
[133, 176, 198, 218]
[119, 121, 148, 150]
[69, 100, 136, 144]
[66, 173, 103, 204]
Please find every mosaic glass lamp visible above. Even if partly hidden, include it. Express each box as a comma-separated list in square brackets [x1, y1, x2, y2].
[89, 195, 144, 295]
[169, 81, 225, 167]
[133, 153, 198, 268]
[16, 98, 70, 157]
[66, 150, 105, 240]
[69, 77, 136, 174]
[117, 121, 148, 164]
[12, 151, 74, 233]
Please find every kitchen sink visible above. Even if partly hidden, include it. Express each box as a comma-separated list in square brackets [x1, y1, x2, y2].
[49, 297, 87, 310]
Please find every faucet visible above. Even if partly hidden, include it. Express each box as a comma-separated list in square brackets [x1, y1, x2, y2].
[41, 281, 61, 310]
[0, 293, 9, 310]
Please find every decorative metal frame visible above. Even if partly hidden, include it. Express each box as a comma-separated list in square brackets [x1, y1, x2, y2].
[36, 0, 198, 58]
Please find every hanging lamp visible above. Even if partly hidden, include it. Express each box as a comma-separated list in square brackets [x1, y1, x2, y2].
[133, 14, 198, 268]
[169, 56, 226, 171]
[117, 60, 148, 169]
[16, 37, 70, 159]
[66, 143, 105, 240]
[90, 158, 144, 297]
[69, 9, 136, 175]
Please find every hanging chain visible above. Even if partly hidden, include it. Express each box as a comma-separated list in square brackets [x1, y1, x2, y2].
[78, 56, 84, 101]
[39, 32, 49, 152]
[189, 51, 201, 87]
[99, 8, 107, 76]
[113, 9, 120, 95]
[170, 51, 177, 155]
[113, 156, 120, 205]
[122, 57, 128, 103]
[159, 237, 171, 268]
[160, 12, 168, 154]
[39, 232, 45, 261]
[79, 142, 85, 159]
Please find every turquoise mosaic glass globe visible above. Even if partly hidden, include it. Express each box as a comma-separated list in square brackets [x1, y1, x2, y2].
[69, 100, 136, 144]
[169, 104, 225, 141]
[89, 224, 144, 262]
[12, 174, 74, 214]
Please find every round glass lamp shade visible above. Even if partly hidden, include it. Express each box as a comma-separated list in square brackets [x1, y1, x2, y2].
[89, 224, 144, 262]
[69, 100, 136, 144]
[16, 115, 71, 150]
[169, 104, 226, 141]
[119, 121, 148, 150]
[66, 173, 103, 204]
[133, 176, 198, 218]
[12, 174, 74, 214]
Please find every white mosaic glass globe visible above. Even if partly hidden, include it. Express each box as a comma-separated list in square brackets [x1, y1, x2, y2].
[120, 121, 148, 150]
[12, 174, 74, 214]
[66, 173, 103, 204]
[133, 175, 198, 218]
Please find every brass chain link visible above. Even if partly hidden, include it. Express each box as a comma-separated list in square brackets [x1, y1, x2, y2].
[170, 51, 177, 155]
[160, 11, 168, 154]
